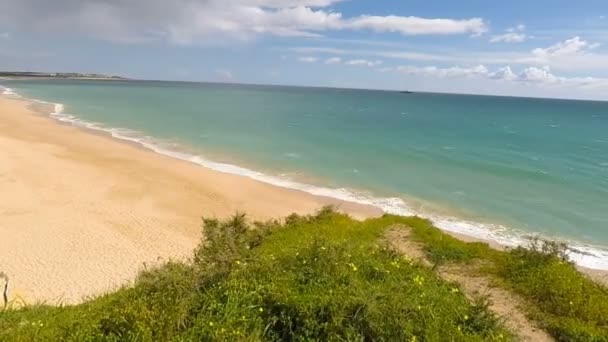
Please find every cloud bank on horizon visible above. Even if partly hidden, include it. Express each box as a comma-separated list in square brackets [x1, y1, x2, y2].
[1, 0, 608, 100]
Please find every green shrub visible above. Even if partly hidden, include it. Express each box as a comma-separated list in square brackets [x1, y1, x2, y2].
[495, 238, 608, 341]
[6, 208, 607, 341]
[0, 209, 511, 341]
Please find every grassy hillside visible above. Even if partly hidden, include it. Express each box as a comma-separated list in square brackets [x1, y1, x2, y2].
[1, 208, 607, 341]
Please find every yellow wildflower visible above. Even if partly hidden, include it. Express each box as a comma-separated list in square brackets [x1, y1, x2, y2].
[413, 275, 424, 286]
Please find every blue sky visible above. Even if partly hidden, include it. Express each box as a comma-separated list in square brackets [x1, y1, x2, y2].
[1, 0, 608, 99]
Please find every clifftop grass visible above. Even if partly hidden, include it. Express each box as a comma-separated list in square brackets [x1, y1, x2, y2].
[1, 208, 607, 341]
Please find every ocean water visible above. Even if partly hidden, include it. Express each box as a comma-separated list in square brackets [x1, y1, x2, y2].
[2, 79, 608, 269]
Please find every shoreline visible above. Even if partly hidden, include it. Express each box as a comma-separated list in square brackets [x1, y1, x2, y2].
[0, 91, 606, 304]
[14, 83, 608, 271]
[0, 95, 379, 305]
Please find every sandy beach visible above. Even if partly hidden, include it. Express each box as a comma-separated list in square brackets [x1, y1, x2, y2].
[1, 93, 606, 306]
[0, 96, 379, 304]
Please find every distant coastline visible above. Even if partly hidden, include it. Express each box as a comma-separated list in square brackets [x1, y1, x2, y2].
[0, 71, 128, 80]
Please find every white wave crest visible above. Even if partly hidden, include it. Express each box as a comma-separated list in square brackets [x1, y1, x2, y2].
[1, 86, 20, 97]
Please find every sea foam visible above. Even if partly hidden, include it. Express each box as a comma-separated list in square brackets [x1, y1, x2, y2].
[3, 85, 608, 271]
[1, 86, 20, 97]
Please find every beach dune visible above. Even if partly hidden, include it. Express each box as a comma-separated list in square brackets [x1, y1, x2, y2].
[0, 96, 377, 304]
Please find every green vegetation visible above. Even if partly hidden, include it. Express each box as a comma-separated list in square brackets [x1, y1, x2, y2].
[1, 208, 607, 341]
[382, 215, 608, 341]
[496, 240, 608, 341]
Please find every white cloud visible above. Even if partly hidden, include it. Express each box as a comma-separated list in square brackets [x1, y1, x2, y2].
[291, 35, 608, 76]
[514, 67, 608, 88]
[345, 59, 383, 67]
[490, 33, 526, 43]
[0, 0, 489, 44]
[472, 36, 608, 73]
[488, 66, 517, 81]
[324, 57, 341, 64]
[294, 36, 608, 73]
[214, 68, 233, 80]
[517, 66, 558, 83]
[344, 16, 487, 36]
[298, 56, 319, 63]
[290, 46, 451, 62]
[394, 63, 608, 88]
[397, 64, 488, 77]
[513, 24, 525, 31]
[490, 25, 527, 43]
[246, 0, 344, 7]
[532, 36, 599, 57]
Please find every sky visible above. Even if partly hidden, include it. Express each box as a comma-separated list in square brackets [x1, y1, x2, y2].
[1, 0, 608, 100]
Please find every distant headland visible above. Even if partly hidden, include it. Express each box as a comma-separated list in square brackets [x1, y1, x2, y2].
[0, 71, 128, 80]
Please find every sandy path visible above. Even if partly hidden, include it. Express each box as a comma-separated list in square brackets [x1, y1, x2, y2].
[385, 226, 554, 341]
[0, 96, 378, 304]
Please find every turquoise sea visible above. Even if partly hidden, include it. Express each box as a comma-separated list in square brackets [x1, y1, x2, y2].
[2, 80, 608, 269]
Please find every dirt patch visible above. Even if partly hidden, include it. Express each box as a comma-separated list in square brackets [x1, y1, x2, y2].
[383, 227, 432, 267]
[384, 225, 554, 342]
[440, 265, 553, 342]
